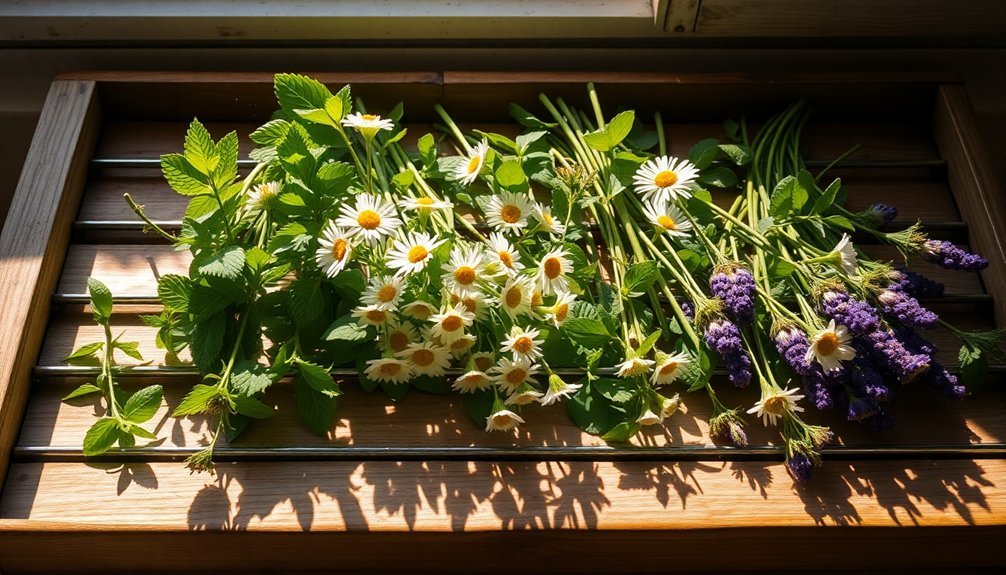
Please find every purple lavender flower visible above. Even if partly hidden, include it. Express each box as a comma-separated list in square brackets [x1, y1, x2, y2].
[787, 452, 813, 482]
[888, 268, 945, 299]
[850, 356, 891, 402]
[861, 327, 931, 383]
[819, 289, 881, 335]
[774, 328, 814, 377]
[877, 289, 939, 328]
[709, 265, 756, 325]
[920, 361, 966, 400]
[921, 240, 988, 272]
[896, 327, 938, 357]
[866, 203, 898, 225]
[847, 396, 880, 422]
[703, 318, 752, 388]
[679, 299, 695, 321]
[804, 371, 835, 411]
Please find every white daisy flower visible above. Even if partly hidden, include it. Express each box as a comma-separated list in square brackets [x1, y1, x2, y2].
[471, 352, 496, 373]
[535, 248, 572, 295]
[485, 191, 533, 235]
[449, 291, 489, 322]
[832, 234, 859, 276]
[616, 357, 655, 379]
[486, 405, 525, 432]
[396, 341, 452, 376]
[447, 333, 478, 357]
[386, 231, 446, 276]
[539, 374, 582, 406]
[361, 275, 403, 311]
[651, 351, 691, 386]
[245, 181, 281, 212]
[661, 394, 681, 419]
[805, 319, 856, 372]
[384, 319, 418, 354]
[505, 382, 544, 406]
[341, 112, 394, 140]
[442, 243, 487, 297]
[491, 357, 539, 394]
[351, 303, 389, 327]
[633, 155, 699, 203]
[543, 290, 576, 327]
[399, 195, 453, 213]
[636, 409, 663, 426]
[534, 204, 566, 236]
[487, 232, 525, 276]
[315, 222, 353, 278]
[747, 387, 805, 427]
[500, 326, 545, 361]
[402, 300, 437, 321]
[364, 357, 413, 384]
[499, 275, 534, 319]
[429, 303, 475, 344]
[641, 200, 693, 237]
[453, 370, 493, 394]
[456, 140, 489, 186]
[336, 194, 402, 244]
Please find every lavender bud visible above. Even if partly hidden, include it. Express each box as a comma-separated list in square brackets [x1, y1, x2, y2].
[861, 327, 931, 383]
[850, 356, 890, 402]
[678, 299, 695, 321]
[888, 267, 944, 299]
[786, 453, 814, 482]
[819, 289, 881, 335]
[847, 396, 880, 422]
[920, 361, 967, 400]
[866, 203, 898, 225]
[877, 289, 939, 329]
[921, 240, 988, 272]
[704, 318, 752, 388]
[709, 265, 756, 325]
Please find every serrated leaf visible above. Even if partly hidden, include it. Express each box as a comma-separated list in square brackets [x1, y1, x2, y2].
[184, 119, 218, 176]
[62, 383, 102, 401]
[718, 143, 753, 166]
[296, 107, 338, 127]
[323, 314, 370, 343]
[567, 381, 623, 436]
[161, 153, 211, 196]
[83, 417, 121, 456]
[198, 246, 246, 280]
[249, 119, 291, 145]
[688, 138, 720, 169]
[173, 384, 224, 417]
[189, 312, 227, 371]
[122, 385, 163, 423]
[295, 376, 337, 437]
[623, 261, 660, 297]
[274, 73, 332, 115]
[593, 378, 636, 404]
[63, 341, 104, 363]
[289, 277, 325, 327]
[562, 317, 613, 349]
[231, 360, 274, 395]
[298, 360, 342, 398]
[582, 110, 634, 152]
[811, 178, 841, 215]
[157, 274, 191, 312]
[87, 277, 113, 323]
[233, 396, 275, 419]
[515, 130, 548, 153]
[212, 131, 239, 189]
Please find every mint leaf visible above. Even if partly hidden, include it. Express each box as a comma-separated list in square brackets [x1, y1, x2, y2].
[274, 73, 332, 115]
[122, 385, 163, 423]
[688, 138, 720, 169]
[184, 119, 218, 176]
[198, 246, 246, 280]
[173, 384, 225, 417]
[582, 110, 634, 152]
[83, 417, 121, 456]
[494, 159, 527, 191]
[295, 376, 337, 436]
[567, 381, 622, 436]
[297, 360, 342, 398]
[113, 341, 144, 361]
[623, 261, 660, 297]
[87, 277, 113, 324]
[233, 396, 275, 419]
[161, 153, 211, 196]
[157, 274, 191, 312]
[63, 341, 104, 363]
[323, 314, 370, 343]
[62, 383, 102, 401]
[231, 360, 274, 395]
[250, 119, 291, 145]
[562, 317, 613, 349]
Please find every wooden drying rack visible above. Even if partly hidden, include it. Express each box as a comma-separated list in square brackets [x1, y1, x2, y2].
[0, 72, 1003, 572]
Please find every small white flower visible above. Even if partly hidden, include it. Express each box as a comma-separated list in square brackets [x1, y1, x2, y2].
[633, 155, 699, 204]
[453, 370, 493, 393]
[399, 195, 453, 213]
[651, 351, 691, 386]
[429, 303, 475, 344]
[747, 387, 805, 427]
[364, 357, 413, 384]
[539, 374, 582, 406]
[456, 140, 489, 186]
[384, 319, 418, 354]
[636, 410, 663, 426]
[833, 234, 859, 276]
[543, 290, 576, 327]
[402, 300, 437, 321]
[385, 231, 446, 276]
[315, 222, 353, 278]
[641, 200, 693, 237]
[499, 275, 534, 319]
[534, 204, 566, 235]
[441, 243, 487, 297]
[505, 382, 544, 405]
[396, 341, 452, 376]
[450, 291, 489, 321]
[245, 181, 281, 212]
[535, 248, 572, 295]
[805, 319, 857, 372]
[485, 191, 533, 235]
[351, 304, 389, 327]
[616, 357, 655, 379]
[500, 326, 545, 361]
[661, 393, 681, 418]
[486, 406, 525, 432]
[341, 112, 394, 139]
[471, 352, 495, 373]
[491, 357, 539, 394]
[446, 333, 478, 357]
[361, 275, 403, 311]
[336, 193, 402, 244]
[488, 232, 525, 275]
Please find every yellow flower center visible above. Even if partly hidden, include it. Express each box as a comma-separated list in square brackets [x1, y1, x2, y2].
[466, 155, 482, 174]
[542, 212, 554, 225]
[531, 291, 543, 306]
[505, 286, 523, 309]
[407, 245, 429, 264]
[555, 303, 569, 322]
[416, 197, 435, 207]
[366, 309, 386, 324]
[412, 349, 435, 367]
[512, 337, 533, 354]
[380, 362, 403, 377]
[817, 332, 840, 356]
[505, 368, 527, 386]
[654, 170, 678, 188]
[656, 215, 677, 230]
[357, 209, 382, 230]
[441, 315, 463, 332]
[331, 238, 348, 261]
[451, 338, 472, 351]
[543, 257, 562, 279]
[462, 298, 477, 313]
[762, 395, 790, 416]
[498, 250, 514, 268]
[501, 204, 522, 224]
[659, 362, 679, 376]
[377, 285, 397, 303]
[389, 331, 409, 352]
[362, 114, 379, 121]
[454, 266, 476, 285]
[474, 356, 493, 371]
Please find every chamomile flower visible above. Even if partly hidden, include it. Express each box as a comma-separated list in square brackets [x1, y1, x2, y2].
[447, 333, 478, 357]
[633, 155, 699, 203]
[396, 341, 452, 376]
[641, 200, 693, 237]
[456, 140, 489, 186]
[450, 291, 489, 321]
[833, 234, 859, 276]
[442, 243, 488, 297]
[485, 191, 533, 235]
[542, 290, 576, 327]
[245, 181, 281, 212]
[491, 357, 539, 394]
[486, 404, 525, 432]
[499, 275, 534, 319]
[636, 409, 663, 426]
[364, 358, 413, 384]
[386, 231, 446, 276]
[747, 387, 805, 427]
[453, 370, 493, 393]
[384, 319, 418, 354]
[341, 112, 394, 140]
[315, 222, 353, 278]
[336, 194, 401, 244]
[352, 304, 390, 327]
[535, 248, 572, 295]
[361, 275, 403, 311]
[429, 304, 475, 344]
[487, 232, 525, 276]
[471, 352, 495, 373]
[651, 351, 691, 386]
[534, 204, 566, 236]
[539, 374, 582, 406]
[399, 195, 453, 213]
[661, 394, 681, 419]
[500, 326, 545, 361]
[402, 299, 437, 321]
[805, 319, 856, 372]
[505, 382, 544, 406]
[616, 356, 655, 379]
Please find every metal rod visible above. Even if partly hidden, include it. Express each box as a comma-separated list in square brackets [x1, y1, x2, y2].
[13, 443, 1006, 464]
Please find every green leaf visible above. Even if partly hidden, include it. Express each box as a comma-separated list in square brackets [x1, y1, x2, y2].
[474, 131, 518, 154]
[161, 153, 211, 196]
[323, 314, 370, 343]
[157, 274, 191, 312]
[274, 73, 332, 115]
[417, 133, 437, 166]
[122, 385, 163, 423]
[63, 341, 104, 363]
[509, 102, 556, 129]
[295, 107, 337, 127]
[391, 170, 415, 190]
[697, 166, 738, 188]
[62, 383, 102, 401]
[567, 381, 623, 436]
[197, 246, 246, 280]
[83, 417, 121, 456]
[824, 215, 855, 231]
[494, 159, 527, 191]
[562, 317, 613, 349]
[582, 110, 634, 152]
[412, 375, 450, 394]
[811, 178, 842, 216]
[681, 350, 713, 392]
[463, 388, 495, 428]
[623, 261, 660, 297]
[593, 378, 636, 404]
[212, 131, 239, 190]
[249, 119, 291, 145]
[114, 341, 144, 361]
[189, 312, 227, 371]
[636, 330, 662, 357]
[380, 380, 410, 402]
[324, 95, 345, 122]
[298, 360, 342, 398]
[289, 277, 326, 327]
[959, 343, 988, 390]
[718, 144, 753, 166]
[295, 376, 337, 437]
[769, 175, 797, 219]
[515, 130, 548, 152]
[601, 421, 640, 442]
[184, 119, 218, 176]
[173, 384, 224, 417]
[129, 424, 158, 440]
[233, 396, 275, 419]
[688, 138, 720, 169]
[87, 277, 113, 323]
[231, 360, 274, 395]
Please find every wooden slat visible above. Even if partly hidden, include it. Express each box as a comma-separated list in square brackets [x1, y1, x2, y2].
[935, 85, 1006, 327]
[0, 81, 99, 483]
